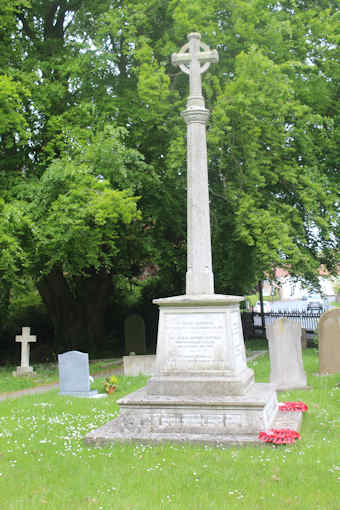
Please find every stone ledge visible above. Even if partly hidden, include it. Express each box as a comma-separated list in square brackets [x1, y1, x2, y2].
[84, 383, 283, 447]
[117, 383, 276, 407]
[153, 294, 244, 307]
[84, 409, 302, 447]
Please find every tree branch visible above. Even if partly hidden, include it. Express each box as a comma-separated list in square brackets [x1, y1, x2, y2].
[18, 13, 35, 41]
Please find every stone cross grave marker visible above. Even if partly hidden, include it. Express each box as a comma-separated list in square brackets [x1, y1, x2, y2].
[13, 327, 36, 377]
[124, 314, 146, 355]
[58, 351, 98, 397]
[318, 308, 340, 375]
[267, 318, 307, 390]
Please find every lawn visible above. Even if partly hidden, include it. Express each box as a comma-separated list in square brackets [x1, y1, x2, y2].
[0, 349, 339, 510]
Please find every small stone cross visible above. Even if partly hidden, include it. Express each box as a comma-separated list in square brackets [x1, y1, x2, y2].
[172, 33, 218, 108]
[13, 327, 36, 376]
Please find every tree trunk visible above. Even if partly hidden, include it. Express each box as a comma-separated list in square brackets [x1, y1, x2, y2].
[37, 268, 114, 354]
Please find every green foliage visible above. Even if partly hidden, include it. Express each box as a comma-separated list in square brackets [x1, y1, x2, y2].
[209, 45, 337, 291]
[245, 294, 258, 307]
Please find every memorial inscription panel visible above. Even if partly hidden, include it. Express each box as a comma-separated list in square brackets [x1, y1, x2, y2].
[165, 312, 225, 366]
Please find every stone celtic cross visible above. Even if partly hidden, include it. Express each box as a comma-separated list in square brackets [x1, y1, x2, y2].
[172, 32, 218, 109]
[172, 33, 218, 295]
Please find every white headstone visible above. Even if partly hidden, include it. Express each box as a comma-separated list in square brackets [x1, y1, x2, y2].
[58, 351, 98, 397]
[12, 327, 36, 377]
[267, 318, 307, 390]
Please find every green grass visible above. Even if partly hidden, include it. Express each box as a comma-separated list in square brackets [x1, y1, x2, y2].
[0, 358, 121, 394]
[0, 352, 339, 509]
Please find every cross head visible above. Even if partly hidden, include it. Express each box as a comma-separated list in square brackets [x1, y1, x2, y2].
[16, 327, 36, 368]
[172, 33, 218, 107]
[16, 327, 36, 345]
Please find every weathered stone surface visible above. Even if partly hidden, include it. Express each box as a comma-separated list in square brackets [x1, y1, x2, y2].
[267, 318, 307, 391]
[172, 33, 218, 296]
[123, 351, 266, 377]
[85, 298, 278, 445]
[123, 355, 155, 376]
[124, 314, 146, 355]
[13, 327, 36, 377]
[319, 308, 340, 375]
[58, 351, 98, 397]
[85, 383, 278, 446]
[147, 296, 254, 397]
[13, 366, 35, 377]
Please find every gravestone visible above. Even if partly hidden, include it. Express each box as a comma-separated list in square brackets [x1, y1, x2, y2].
[301, 328, 308, 349]
[58, 351, 98, 397]
[124, 314, 146, 355]
[319, 308, 340, 375]
[13, 327, 36, 377]
[85, 33, 284, 447]
[267, 318, 307, 390]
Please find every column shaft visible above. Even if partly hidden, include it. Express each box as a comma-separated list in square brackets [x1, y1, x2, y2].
[182, 108, 214, 295]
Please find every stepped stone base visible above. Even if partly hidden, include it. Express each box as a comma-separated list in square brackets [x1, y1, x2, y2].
[84, 383, 284, 446]
[13, 366, 36, 377]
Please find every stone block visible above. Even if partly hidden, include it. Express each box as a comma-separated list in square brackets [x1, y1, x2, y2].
[123, 355, 155, 376]
[319, 308, 340, 375]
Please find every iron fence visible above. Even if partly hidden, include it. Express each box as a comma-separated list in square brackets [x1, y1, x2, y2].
[241, 309, 325, 339]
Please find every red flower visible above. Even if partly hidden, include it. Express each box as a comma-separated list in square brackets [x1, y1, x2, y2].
[258, 429, 301, 445]
[279, 401, 308, 412]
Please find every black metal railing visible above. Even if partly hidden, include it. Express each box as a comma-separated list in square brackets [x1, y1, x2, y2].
[241, 309, 325, 339]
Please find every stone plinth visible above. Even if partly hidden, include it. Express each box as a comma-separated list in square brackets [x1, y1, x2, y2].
[13, 366, 36, 377]
[85, 295, 279, 445]
[147, 295, 254, 397]
[123, 355, 155, 376]
[85, 384, 278, 446]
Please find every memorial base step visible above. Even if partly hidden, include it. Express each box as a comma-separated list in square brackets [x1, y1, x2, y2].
[84, 383, 287, 446]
